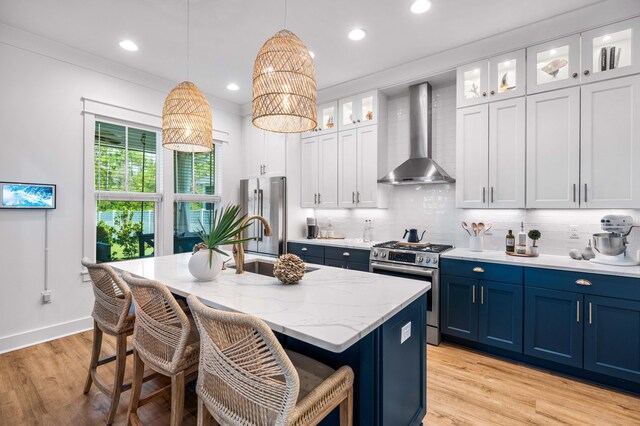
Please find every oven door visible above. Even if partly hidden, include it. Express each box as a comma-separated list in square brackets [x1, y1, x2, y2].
[369, 261, 438, 331]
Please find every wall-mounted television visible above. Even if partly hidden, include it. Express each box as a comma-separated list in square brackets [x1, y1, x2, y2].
[0, 182, 56, 209]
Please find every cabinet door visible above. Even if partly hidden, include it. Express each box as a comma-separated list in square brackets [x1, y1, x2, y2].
[318, 133, 339, 208]
[264, 131, 286, 177]
[318, 101, 338, 133]
[358, 91, 378, 126]
[478, 281, 523, 353]
[356, 125, 378, 208]
[244, 120, 265, 178]
[581, 75, 640, 208]
[456, 105, 489, 208]
[584, 295, 640, 383]
[581, 17, 640, 83]
[526, 87, 580, 208]
[524, 287, 583, 368]
[456, 60, 488, 107]
[300, 136, 319, 208]
[527, 34, 581, 94]
[488, 97, 525, 208]
[339, 96, 358, 131]
[441, 275, 479, 342]
[338, 130, 358, 207]
[488, 49, 526, 101]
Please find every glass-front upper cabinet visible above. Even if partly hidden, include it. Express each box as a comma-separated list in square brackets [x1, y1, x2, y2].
[317, 101, 338, 133]
[339, 91, 378, 130]
[581, 17, 640, 83]
[488, 49, 526, 101]
[456, 59, 488, 107]
[527, 34, 581, 94]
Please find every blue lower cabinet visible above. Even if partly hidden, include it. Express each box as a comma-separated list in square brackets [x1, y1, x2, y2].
[524, 287, 583, 368]
[479, 281, 523, 353]
[441, 275, 479, 341]
[584, 295, 640, 384]
[305, 255, 325, 265]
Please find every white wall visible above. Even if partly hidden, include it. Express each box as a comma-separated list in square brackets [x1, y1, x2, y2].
[0, 27, 243, 353]
[311, 83, 640, 258]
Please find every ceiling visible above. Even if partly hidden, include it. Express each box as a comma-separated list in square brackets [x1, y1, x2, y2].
[0, 0, 605, 105]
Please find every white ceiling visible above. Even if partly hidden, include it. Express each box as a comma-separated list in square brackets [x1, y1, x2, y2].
[0, 0, 605, 105]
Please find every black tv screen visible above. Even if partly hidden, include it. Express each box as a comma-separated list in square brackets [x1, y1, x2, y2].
[0, 182, 56, 209]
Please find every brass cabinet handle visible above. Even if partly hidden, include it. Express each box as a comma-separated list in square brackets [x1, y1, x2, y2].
[301, 247, 308, 252]
[576, 279, 592, 286]
[473, 267, 485, 273]
[589, 302, 593, 324]
[577, 300, 580, 322]
[481, 286, 484, 304]
[343, 252, 350, 257]
[472, 285, 476, 304]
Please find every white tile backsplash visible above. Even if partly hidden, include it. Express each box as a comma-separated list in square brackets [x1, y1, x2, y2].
[312, 82, 640, 258]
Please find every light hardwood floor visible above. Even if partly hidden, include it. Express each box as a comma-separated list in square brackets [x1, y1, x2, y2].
[0, 331, 638, 425]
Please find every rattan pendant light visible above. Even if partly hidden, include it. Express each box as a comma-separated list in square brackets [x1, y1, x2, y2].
[252, 0, 317, 133]
[162, 0, 212, 152]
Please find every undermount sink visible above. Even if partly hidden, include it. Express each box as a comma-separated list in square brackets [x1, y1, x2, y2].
[230, 259, 319, 277]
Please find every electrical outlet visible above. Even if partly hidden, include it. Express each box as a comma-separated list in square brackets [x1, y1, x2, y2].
[569, 225, 580, 239]
[41, 290, 52, 304]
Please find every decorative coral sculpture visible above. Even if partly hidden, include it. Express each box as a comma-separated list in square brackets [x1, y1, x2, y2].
[273, 254, 306, 284]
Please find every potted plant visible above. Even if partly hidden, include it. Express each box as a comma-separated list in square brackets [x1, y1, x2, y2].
[188, 204, 253, 281]
[528, 229, 541, 255]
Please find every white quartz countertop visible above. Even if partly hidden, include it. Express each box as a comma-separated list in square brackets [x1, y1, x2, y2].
[288, 238, 379, 250]
[442, 248, 640, 278]
[110, 253, 429, 353]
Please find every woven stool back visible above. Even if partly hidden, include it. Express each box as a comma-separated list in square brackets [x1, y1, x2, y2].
[122, 273, 191, 374]
[187, 295, 300, 426]
[82, 258, 132, 334]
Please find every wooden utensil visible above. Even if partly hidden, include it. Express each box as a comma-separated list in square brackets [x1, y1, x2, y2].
[472, 223, 478, 236]
[477, 223, 485, 235]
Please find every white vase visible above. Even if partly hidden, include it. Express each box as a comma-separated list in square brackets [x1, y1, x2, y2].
[188, 249, 223, 281]
[530, 245, 539, 255]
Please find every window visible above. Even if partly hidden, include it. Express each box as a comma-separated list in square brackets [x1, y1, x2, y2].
[173, 149, 219, 253]
[94, 121, 159, 262]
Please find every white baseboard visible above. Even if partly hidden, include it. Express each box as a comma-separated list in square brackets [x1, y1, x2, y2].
[0, 316, 94, 354]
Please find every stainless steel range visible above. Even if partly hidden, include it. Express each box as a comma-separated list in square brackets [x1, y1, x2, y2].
[369, 241, 454, 345]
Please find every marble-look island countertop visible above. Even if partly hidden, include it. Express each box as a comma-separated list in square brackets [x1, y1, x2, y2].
[110, 253, 429, 353]
[288, 238, 380, 250]
[443, 248, 640, 278]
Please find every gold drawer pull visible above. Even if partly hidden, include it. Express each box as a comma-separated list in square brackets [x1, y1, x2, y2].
[576, 279, 592, 286]
[473, 267, 485, 273]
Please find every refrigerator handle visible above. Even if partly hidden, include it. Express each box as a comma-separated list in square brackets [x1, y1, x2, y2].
[258, 189, 264, 241]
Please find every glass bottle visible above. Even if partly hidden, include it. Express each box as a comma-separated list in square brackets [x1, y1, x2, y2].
[506, 230, 515, 253]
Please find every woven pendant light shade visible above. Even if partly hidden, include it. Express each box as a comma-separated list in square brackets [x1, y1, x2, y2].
[162, 81, 213, 152]
[252, 30, 317, 133]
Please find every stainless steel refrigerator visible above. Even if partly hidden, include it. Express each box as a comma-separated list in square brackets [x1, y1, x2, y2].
[240, 177, 287, 256]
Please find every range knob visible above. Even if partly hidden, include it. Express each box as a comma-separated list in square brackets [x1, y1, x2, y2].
[417, 256, 424, 263]
[424, 257, 431, 264]
[373, 250, 379, 257]
[381, 252, 387, 258]
[432, 258, 438, 265]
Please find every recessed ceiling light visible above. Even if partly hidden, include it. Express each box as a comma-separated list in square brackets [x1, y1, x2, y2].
[309, 50, 315, 59]
[348, 28, 367, 41]
[410, 0, 432, 14]
[119, 40, 139, 51]
[603, 34, 612, 42]
[226, 83, 239, 91]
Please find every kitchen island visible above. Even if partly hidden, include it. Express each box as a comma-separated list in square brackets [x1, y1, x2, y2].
[112, 253, 430, 426]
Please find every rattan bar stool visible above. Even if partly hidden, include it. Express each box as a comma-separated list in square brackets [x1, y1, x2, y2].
[82, 258, 140, 425]
[122, 273, 200, 426]
[187, 294, 355, 426]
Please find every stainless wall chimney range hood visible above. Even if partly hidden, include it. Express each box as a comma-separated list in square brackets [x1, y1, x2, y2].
[378, 82, 455, 185]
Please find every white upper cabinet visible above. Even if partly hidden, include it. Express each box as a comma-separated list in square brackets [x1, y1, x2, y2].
[488, 98, 526, 208]
[317, 133, 339, 208]
[338, 129, 358, 207]
[300, 135, 319, 208]
[581, 17, 640, 84]
[243, 117, 286, 178]
[305, 101, 338, 135]
[263, 131, 286, 177]
[456, 105, 489, 208]
[526, 87, 581, 208]
[456, 59, 489, 108]
[581, 74, 640, 208]
[356, 126, 379, 208]
[339, 91, 378, 130]
[488, 50, 526, 101]
[527, 34, 581, 95]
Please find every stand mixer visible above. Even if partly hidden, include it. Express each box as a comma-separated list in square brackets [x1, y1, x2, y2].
[590, 215, 640, 266]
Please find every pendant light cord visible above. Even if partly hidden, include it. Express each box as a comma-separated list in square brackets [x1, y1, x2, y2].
[187, 0, 190, 80]
[283, 0, 287, 29]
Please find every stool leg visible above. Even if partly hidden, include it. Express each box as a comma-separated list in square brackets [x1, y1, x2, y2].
[106, 333, 127, 425]
[170, 370, 185, 426]
[197, 396, 215, 426]
[339, 388, 353, 426]
[127, 349, 144, 426]
[83, 320, 103, 394]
